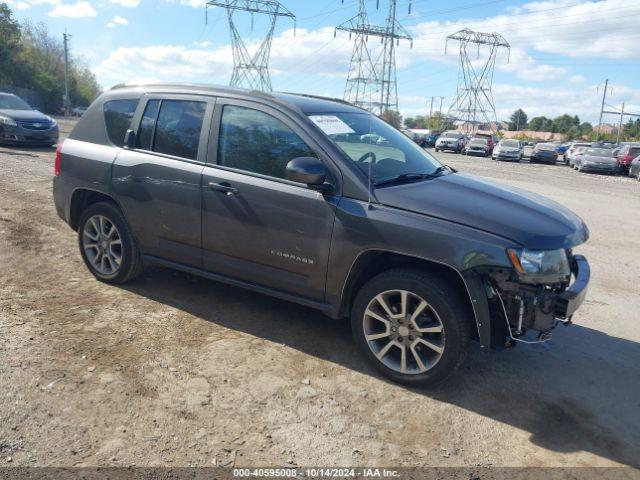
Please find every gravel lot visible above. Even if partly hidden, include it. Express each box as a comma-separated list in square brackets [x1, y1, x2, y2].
[1, 123, 639, 469]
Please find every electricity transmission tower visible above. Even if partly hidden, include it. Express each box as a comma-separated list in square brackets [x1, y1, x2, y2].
[336, 0, 412, 115]
[206, 0, 295, 91]
[445, 28, 510, 133]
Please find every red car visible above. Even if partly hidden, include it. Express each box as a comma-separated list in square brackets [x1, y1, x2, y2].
[616, 145, 640, 171]
[474, 132, 498, 155]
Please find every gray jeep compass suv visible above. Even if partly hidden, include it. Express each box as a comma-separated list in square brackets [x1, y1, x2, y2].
[53, 84, 590, 386]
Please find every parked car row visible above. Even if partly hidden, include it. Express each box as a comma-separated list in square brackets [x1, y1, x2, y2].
[566, 141, 640, 179]
[421, 130, 640, 181]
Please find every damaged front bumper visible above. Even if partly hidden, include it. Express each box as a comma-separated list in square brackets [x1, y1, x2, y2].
[464, 254, 590, 350]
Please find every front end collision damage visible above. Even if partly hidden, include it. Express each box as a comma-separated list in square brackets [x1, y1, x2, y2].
[463, 252, 590, 350]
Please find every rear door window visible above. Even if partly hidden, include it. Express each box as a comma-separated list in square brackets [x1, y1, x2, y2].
[629, 147, 640, 157]
[154, 101, 206, 160]
[135, 99, 207, 161]
[103, 99, 138, 146]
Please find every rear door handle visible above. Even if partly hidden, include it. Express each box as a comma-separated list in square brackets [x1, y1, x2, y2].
[208, 182, 238, 196]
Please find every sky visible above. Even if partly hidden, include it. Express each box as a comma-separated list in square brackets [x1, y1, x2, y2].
[6, 0, 640, 124]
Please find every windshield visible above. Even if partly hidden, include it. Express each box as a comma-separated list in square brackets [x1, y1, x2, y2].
[0, 94, 32, 110]
[308, 112, 443, 184]
[500, 140, 519, 147]
[585, 148, 613, 157]
[469, 139, 487, 145]
[441, 132, 461, 138]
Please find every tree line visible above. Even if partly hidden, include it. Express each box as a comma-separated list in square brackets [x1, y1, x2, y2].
[0, 2, 100, 113]
[404, 108, 640, 142]
[507, 109, 594, 139]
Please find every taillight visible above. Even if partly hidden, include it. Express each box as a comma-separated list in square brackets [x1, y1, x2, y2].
[54, 141, 63, 176]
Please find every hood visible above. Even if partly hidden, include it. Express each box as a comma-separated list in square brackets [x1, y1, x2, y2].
[375, 173, 589, 250]
[0, 108, 50, 121]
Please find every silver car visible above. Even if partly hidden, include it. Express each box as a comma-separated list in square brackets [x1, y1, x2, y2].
[492, 139, 523, 162]
[574, 147, 618, 174]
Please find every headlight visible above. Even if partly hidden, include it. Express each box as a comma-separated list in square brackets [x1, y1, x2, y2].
[507, 248, 571, 282]
[46, 115, 58, 127]
[0, 114, 17, 127]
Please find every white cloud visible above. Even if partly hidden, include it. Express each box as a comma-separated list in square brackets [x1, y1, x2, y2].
[107, 15, 128, 28]
[162, 0, 207, 7]
[500, 47, 566, 81]
[570, 74, 587, 84]
[109, 0, 140, 7]
[93, 44, 234, 87]
[7, 0, 61, 6]
[193, 40, 213, 48]
[48, 1, 97, 18]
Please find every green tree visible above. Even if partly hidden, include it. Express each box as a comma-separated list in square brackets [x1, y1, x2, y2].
[508, 108, 528, 131]
[0, 5, 101, 113]
[551, 114, 578, 134]
[0, 2, 21, 85]
[381, 110, 403, 129]
[579, 122, 593, 137]
[528, 116, 553, 131]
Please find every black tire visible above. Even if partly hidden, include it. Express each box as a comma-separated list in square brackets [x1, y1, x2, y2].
[351, 268, 472, 387]
[434, 148, 439, 152]
[77, 201, 143, 284]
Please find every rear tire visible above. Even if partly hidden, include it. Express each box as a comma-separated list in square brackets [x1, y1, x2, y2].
[351, 268, 471, 387]
[77, 202, 143, 284]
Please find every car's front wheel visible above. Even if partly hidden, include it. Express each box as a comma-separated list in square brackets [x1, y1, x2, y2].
[78, 202, 143, 284]
[351, 269, 471, 387]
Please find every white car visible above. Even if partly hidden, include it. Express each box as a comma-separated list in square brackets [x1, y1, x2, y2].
[492, 139, 523, 162]
[435, 131, 467, 153]
[564, 142, 591, 165]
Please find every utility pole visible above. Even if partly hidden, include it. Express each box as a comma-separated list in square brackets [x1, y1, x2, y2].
[596, 78, 609, 141]
[617, 102, 625, 144]
[437, 96, 444, 129]
[63, 31, 71, 116]
[428, 95, 444, 129]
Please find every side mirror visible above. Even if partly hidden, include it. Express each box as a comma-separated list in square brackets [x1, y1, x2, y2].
[124, 129, 136, 149]
[285, 157, 328, 188]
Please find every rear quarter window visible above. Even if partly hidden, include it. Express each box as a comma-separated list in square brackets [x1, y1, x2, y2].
[104, 99, 139, 147]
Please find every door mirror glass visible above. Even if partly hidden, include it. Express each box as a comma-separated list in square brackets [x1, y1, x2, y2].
[285, 157, 327, 186]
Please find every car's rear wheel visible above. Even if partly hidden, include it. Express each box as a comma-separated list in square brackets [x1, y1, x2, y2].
[78, 202, 143, 284]
[351, 269, 471, 387]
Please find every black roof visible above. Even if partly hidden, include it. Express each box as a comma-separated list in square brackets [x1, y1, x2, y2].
[108, 82, 363, 115]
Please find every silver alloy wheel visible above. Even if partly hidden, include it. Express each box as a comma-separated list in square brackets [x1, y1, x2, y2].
[362, 289, 445, 375]
[82, 215, 123, 275]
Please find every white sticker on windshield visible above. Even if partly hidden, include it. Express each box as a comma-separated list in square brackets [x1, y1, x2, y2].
[309, 115, 355, 135]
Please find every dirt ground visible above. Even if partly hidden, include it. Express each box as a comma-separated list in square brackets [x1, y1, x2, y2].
[1, 122, 639, 469]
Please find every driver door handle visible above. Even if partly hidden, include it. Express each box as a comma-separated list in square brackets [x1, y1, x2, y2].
[208, 181, 239, 196]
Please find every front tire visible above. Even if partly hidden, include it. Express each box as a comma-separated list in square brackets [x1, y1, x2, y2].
[351, 269, 471, 387]
[78, 202, 143, 284]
